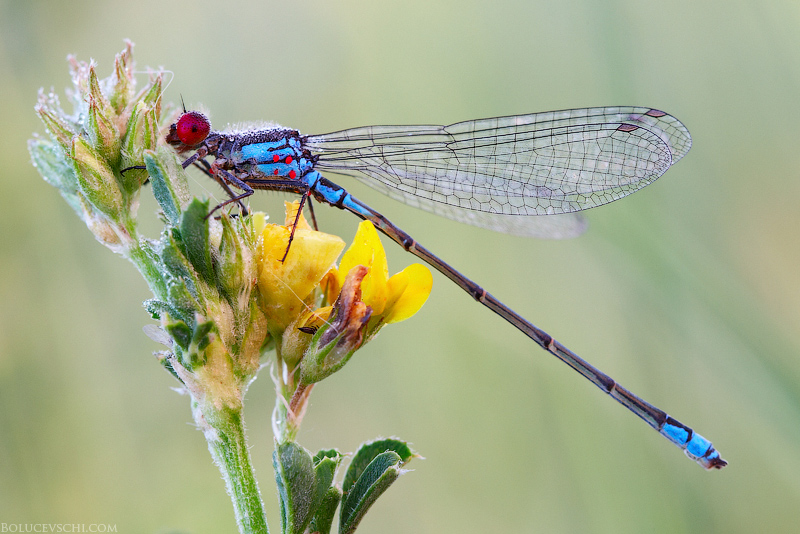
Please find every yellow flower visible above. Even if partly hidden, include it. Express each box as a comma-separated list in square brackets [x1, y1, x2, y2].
[256, 202, 345, 333]
[337, 220, 432, 329]
[256, 201, 432, 380]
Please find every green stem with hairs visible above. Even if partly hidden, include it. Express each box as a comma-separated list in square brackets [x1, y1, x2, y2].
[195, 400, 270, 534]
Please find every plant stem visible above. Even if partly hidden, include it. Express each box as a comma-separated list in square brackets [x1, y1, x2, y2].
[195, 400, 270, 534]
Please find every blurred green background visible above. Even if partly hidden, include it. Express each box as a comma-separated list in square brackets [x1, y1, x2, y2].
[2, 0, 799, 532]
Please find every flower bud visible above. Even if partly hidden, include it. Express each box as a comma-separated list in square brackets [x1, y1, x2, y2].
[120, 101, 159, 191]
[110, 40, 134, 114]
[88, 65, 114, 119]
[299, 266, 372, 384]
[71, 136, 123, 221]
[35, 93, 74, 152]
[215, 214, 253, 303]
[86, 95, 121, 166]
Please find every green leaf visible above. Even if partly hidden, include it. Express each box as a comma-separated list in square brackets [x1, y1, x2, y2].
[193, 320, 215, 352]
[161, 233, 201, 304]
[338, 451, 404, 534]
[157, 353, 182, 382]
[298, 316, 361, 384]
[274, 441, 340, 534]
[313, 449, 343, 466]
[164, 318, 192, 351]
[341, 439, 417, 495]
[215, 214, 246, 301]
[29, 138, 83, 216]
[310, 486, 342, 534]
[165, 278, 199, 322]
[143, 298, 178, 320]
[35, 97, 75, 152]
[313, 456, 338, 502]
[179, 198, 214, 285]
[146, 148, 190, 226]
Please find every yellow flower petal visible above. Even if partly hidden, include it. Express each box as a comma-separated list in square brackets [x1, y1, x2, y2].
[251, 211, 268, 237]
[283, 200, 313, 230]
[338, 221, 389, 314]
[319, 268, 340, 307]
[302, 306, 334, 329]
[257, 221, 344, 330]
[280, 306, 334, 366]
[382, 263, 432, 323]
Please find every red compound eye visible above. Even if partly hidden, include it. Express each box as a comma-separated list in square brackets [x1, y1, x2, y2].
[175, 111, 211, 146]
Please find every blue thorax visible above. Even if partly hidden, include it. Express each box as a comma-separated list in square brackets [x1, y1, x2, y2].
[237, 136, 314, 179]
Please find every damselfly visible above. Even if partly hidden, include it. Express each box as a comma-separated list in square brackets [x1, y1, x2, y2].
[164, 106, 726, 469]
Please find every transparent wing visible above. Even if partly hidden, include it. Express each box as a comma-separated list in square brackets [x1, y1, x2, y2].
[303, 106, 691, 238]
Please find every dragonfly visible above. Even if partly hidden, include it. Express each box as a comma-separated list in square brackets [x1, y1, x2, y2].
[163, 106, 726, 469]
